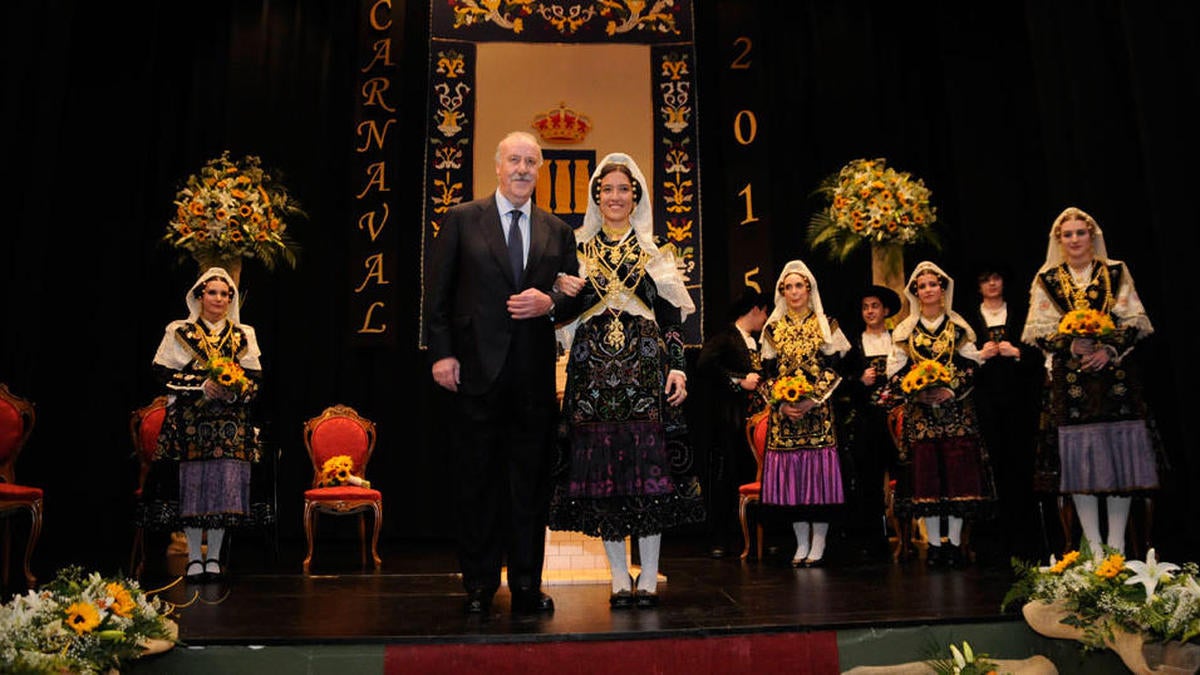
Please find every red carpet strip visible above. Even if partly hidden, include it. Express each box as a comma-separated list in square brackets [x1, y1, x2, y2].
[385, 630, 839, 674]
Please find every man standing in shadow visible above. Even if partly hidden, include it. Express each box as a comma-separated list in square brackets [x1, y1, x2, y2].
[694, 288, 770, 559]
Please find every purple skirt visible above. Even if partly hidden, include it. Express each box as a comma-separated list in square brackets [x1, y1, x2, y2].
[1058, 420, 1158, 493]
[761, 446, 844, 506]
[179, 459, 251, 520]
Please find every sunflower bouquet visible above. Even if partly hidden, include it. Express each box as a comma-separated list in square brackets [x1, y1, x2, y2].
[0, 566, 178, 674]
[207, 356, 254, 397]
[768, 372, 814, 406]
[900, 359, 953, 395]
[807, 157, 940, 261]
[1057, 308, 1117, 338]
[319, 454, 371, 489]
[164, 151, 304, 271]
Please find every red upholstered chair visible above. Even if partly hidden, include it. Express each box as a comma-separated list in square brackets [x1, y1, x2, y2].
[0, 383, 41, 589]
[738, 408, 770, 561]
[128, 396, 168, 579]
[302, 404, 382, 573]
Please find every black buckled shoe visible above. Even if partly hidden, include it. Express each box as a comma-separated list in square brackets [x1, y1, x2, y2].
[204, 558, 224, 581]
[945, 543, 966, 569]
[925, 545, 942, 567]
[635, 589, 659, 609]
[185, 560, 205, 583]
[609, 589, 635, 609]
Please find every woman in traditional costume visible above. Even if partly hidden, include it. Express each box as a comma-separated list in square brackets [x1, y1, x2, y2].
[141, 267, 268, 582]
[889, 261, 996, 567]
[548, 153, 703, 609]
[758, 260, 850, 567]
[1020, 206, 1158, 559]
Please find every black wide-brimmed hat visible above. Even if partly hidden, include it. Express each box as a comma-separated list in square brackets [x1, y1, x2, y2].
[860, 284, 902, 318]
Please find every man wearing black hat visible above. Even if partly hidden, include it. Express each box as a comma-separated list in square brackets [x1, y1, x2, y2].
[693, 288, 770, 558]
[839, 284, 904, 563]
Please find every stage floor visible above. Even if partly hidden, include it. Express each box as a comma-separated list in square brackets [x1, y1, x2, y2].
[146, 533, 1026, 645]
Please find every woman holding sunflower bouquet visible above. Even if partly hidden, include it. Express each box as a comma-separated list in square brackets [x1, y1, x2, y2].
[1021, 207, 1159, 561]
[758, 260, 851, 567]
[138, 267, 270, 583]
[888, 261, 997, 568]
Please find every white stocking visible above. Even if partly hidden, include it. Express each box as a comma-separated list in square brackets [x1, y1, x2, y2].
[1105, 496, 1132, 555]
[792, 522, 811, 561]
[1073, 493, 1103, 558]
[809, 522, 829, 561]
[184, 527, 204, 563]
[924, 516, 941, 547]
[205, 529, 226, 573]
[637, 534, 661, 593]
[603, 539, 631, 592]
[946, 516, 964, 546]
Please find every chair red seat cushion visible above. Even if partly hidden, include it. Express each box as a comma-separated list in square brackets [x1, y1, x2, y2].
[738, 482, 760, 496]
[0, 483, 43, 500]
[304, 486, 382, 501]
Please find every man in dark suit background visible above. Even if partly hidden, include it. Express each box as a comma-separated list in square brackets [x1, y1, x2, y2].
[425, 130, 582, 614]
[693, 289, 769, 558]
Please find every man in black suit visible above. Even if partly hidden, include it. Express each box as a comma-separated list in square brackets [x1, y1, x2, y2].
[694, 288, 769, 558]
[425, 130, 582, 614]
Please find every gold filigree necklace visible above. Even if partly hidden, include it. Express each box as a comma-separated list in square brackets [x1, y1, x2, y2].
[1055, 261, 1112, 312]
[908, 318, 956, 366]
[195, 321, 233, 362]
[582, 230, 647, 350]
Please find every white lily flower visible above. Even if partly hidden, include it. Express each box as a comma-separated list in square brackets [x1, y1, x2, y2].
[950, 643, 966, 668]
[1182, 572, 1200, 600]
[1125, 548, 1180, 602]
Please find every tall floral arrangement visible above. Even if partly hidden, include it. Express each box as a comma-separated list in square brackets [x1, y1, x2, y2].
[164, 151, 304, 272]
[806, 157, 940, 263]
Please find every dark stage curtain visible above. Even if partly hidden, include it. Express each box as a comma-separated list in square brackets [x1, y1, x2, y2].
[2, 1, 1197, 578]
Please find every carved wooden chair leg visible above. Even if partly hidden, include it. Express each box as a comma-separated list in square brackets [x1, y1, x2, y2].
[738, 497, 753, 561]
[370, 503, 383, 568]
[302, 502, 316, 573]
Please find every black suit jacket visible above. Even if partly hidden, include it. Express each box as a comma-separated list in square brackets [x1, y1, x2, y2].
[425, 195, 580, 396]
[696, 323, 760, 429]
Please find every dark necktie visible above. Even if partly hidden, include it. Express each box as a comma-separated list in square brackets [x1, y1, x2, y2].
[507, 209, 523, 286]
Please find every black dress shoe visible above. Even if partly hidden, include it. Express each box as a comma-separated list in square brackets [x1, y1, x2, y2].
[464, 589, 493, 614]
[511, 590, 555, 613]
[609, 589, 635, 609]
[634, 589, 658, 609]
[802, 556, 825, 568]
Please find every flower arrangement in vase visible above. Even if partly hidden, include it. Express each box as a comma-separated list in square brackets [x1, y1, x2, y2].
[806, 157, 941, 262]
[164, 151, 305, 277]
